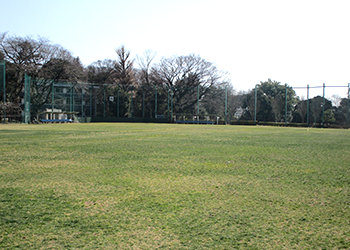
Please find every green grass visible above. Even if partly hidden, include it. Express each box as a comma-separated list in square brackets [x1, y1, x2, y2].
[0, 123, 349, 249]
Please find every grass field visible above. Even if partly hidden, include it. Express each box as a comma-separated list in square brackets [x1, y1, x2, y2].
[0, 123, 349, 249]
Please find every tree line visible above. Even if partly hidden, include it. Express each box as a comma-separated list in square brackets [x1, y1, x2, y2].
[0, 32, 349, 126]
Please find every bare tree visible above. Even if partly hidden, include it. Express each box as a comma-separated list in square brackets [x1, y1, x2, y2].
[136, 49, 156, 86]
[0, 32, 73, 102]
[154, 54, 228, 114]
[329, 94, 342, 107]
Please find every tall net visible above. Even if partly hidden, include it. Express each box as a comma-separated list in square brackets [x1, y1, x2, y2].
[170, 85, 227, 123]
[23, 76, 230, 123]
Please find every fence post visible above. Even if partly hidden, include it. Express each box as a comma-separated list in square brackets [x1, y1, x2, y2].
[285, 84, 288, 126]
[81, 87, 84, 118]
[154, 86, 157, 118]
[72, 85, 75, 113]
[1, 61, 5, 123]
[142, 86, 145, 118]
[197, 85, 200, 121]
[167, 86, 170, 120]
[70, 84, 72, 113]
[90, 86, 92, 117]
[51, 82, 55, 113]
[225, 85, 228, 124]
[103, 85, 105, 118]
[130, 86, 133, 118]
[171, 87, 173, 122]
[254, 85, 257, 125]
[117, 88, 119, 118]
[307, 84, 309, 127]
[322, 83, 325, 127]
[24, 74, 31, 124]
[347, 83, 349, 129]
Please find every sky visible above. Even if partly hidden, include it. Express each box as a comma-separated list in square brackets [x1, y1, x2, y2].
[1, 0, 350, 99]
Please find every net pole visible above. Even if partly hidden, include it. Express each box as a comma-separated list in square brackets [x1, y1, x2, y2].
[52, 82, 54, 114]
[154, 86, 157, 118]
[70, 84, 72, 113]
[103, 85, 105, 118]
[167, 86, 170, 120]
[285, 84, 288, 126]
[171, 87, 173, 122]
[225, 85, 228, 124]
[130, 86, 133, 118]
[24, 74, 31, 124]
[322, 83, 325, 127]
[254, 85, 257, 125]
[117, 88, 119, 118]
[142, 87, 145, 118]
[2, 61, 6, 123]
[81, 87, 84, 118]
[197, 85, 200, 121]
[307, 84, 309, 127]
[347, 83, 349, 129]
[72, 85, 75, 113]
[90, 86, 92, 117]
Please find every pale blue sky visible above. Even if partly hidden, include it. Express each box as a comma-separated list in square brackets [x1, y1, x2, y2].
[1, 0, 350, 98]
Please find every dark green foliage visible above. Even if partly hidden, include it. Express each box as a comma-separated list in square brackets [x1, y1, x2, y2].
[241, 79, 298, 122]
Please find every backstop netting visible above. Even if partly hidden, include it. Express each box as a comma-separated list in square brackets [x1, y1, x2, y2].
[23, 76, 230, 124]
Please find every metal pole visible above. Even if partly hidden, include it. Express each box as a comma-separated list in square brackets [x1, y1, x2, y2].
[347, 83, 349, 129]
[117, 88, 119, 118]
[155, 86, 157, 118]
[94, 87, 97, 117]
[70, 84, 72, 113]
[2, 61, 5, 123]
[90, 86, 92, 117]
[254, 85, 257, 125]
[167, 86, 170, 120]
[72, 84, 75, 114]
[142, 87, 145, 118]
[322, 83, 325, 127]
[81, 87, 84, 118]
[171, 87, 173, 122]
[130, 87, 133, 118]
[197, 85, 200, 121]
[225, 85, 228, 124]
[103, 85, 105, 118]
[307, 84, 309, 127]
[285, 84, 288, 126]
[52, 82, 54, 111]
[24, 74, 31, 124]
